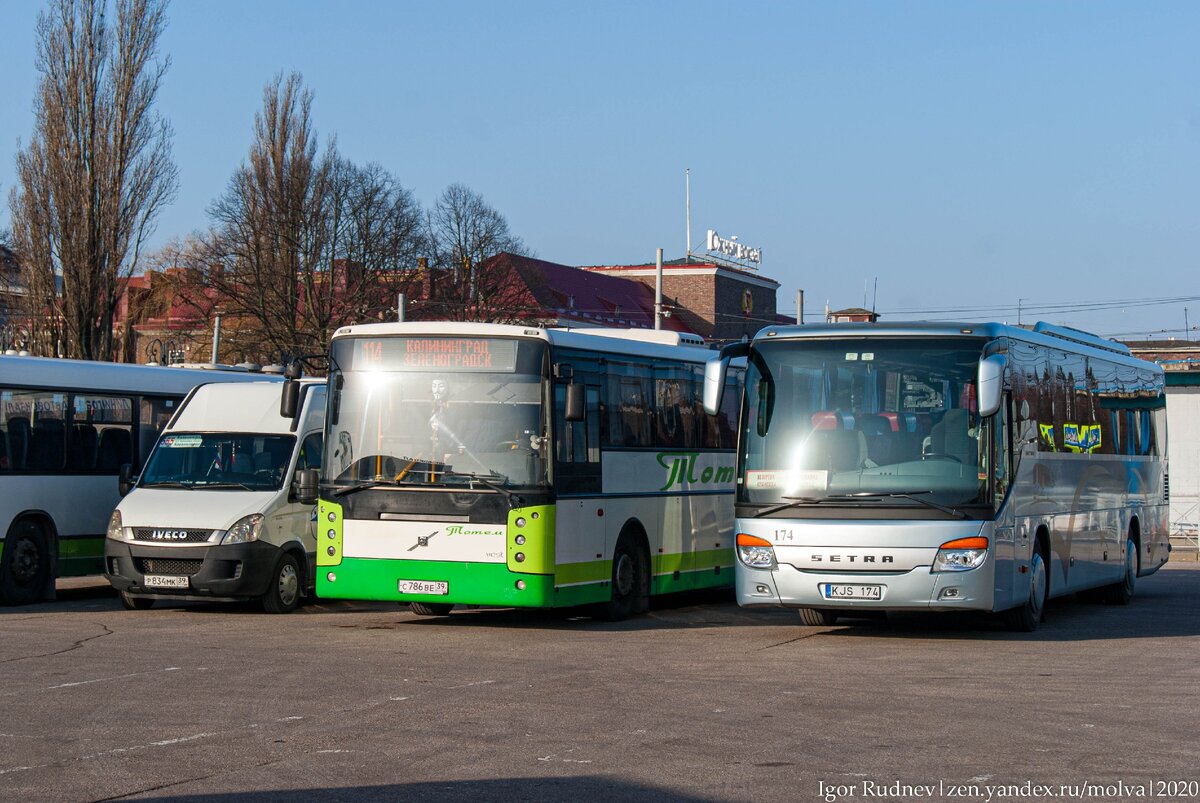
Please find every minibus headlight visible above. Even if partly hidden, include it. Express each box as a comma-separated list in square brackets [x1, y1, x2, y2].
[221, 513, 265, 545]
[106, 510, 130, 541]
[736, 533, 776, 569]
[932, 537, 989, 572]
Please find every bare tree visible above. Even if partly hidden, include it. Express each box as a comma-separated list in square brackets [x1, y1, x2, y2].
[194, 72, 333, 361]
[9, 0, 177, 360]
[191, 74, 426, 362]
[424, 183, 529, 321]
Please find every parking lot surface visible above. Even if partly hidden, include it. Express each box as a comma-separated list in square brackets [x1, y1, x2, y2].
[2, 564, 1198, 802]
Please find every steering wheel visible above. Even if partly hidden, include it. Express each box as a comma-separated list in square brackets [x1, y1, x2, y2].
[921, 452, 962, 463]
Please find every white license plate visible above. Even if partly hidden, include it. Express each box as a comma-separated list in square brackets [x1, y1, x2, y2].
[144, 574, 189, 589]
[399, 580, 449, 595]
[822, 583, 882, 601]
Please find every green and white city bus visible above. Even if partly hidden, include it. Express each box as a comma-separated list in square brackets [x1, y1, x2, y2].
[703, 321, 1168, 631]
[310, 322, 742, 619]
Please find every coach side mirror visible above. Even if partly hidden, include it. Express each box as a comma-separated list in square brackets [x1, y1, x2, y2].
[978, 354, 1006, 418]
[564, 383, 585, 422]
[293, 468, 319, 506]
[280, 362, 303, 418]
[702, 357, 728, 416]
[118, 463, 135, 497]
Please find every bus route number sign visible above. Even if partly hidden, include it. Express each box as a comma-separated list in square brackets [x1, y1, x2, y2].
[357, 338, 518, 372]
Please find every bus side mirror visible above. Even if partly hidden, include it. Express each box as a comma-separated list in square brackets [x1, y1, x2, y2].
[280, 362, 303, 418]
[564, 383, 585, 422]
[293, 468, 319, 505]
[978, 354, 1006, 418]
[118, 463, 135, 497]
[702, 357, 729, 416]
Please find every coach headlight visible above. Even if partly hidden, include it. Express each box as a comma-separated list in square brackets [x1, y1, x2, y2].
[736, 533, 777, 569]
[106, 510, 131, 541]
[221, 513, 265, 545]
[932, 537, 989, 572]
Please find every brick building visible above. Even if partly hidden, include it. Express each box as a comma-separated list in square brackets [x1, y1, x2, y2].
[579, 257, 786, 342]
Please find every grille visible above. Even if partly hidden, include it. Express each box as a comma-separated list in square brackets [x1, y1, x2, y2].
[132, 528, 213, 544]
[137, 558, 203, 576]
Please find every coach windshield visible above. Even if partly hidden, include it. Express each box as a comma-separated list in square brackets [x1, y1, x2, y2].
[739, 338, 992, 512]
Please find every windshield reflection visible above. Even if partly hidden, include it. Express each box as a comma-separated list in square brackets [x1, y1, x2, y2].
[324, 362, 547, 490]
[740, 338, 990, 508]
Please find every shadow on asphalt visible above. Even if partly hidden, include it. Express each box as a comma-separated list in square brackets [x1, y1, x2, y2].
[127, 778, 712, 803]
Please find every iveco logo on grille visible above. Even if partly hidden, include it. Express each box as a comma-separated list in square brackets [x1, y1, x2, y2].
[150, 530, 189, 540]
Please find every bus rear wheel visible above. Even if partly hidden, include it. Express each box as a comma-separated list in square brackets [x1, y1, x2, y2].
[1, 519, 50, 606]
[410, 602, 453, 616]
[1104, 538, 1138, 605]
[798, 608, 840, 626]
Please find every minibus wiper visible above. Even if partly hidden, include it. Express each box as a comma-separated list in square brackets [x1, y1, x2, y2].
[200, 481, 257, 491]
[141, 480, 196, 490]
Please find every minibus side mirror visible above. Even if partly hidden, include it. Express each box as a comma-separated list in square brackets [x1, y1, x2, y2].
[978, 354, 1007, 418]
[118, 463, 135, 497]
[564, 383, 585, 422]
[293, 468, 319, 506]
[280, 362, 303, 418]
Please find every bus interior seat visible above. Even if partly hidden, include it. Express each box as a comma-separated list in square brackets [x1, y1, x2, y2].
[930, 408, 972, 463]
[811, 410, 855, 430]
[69, 423, 98, 469]
[30, 419, 65, 470]
[856, 414, 894, 465]
[96, 427, 131, 471]
[803, 428, 868, 472]
[6, 417, 30, 470]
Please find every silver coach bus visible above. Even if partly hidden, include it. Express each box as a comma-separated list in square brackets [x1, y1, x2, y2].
[703, 321, 1168, 631]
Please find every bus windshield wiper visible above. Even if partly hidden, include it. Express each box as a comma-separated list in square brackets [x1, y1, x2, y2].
[835, 491, 968, 519]
[439, 470, 520, 507]
[332, 478, 402, 497]
[753, 491, 967, 519]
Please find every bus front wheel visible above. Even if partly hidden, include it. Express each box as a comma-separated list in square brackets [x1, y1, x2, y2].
[798, 608, 840, 626]
[410, 602, 453, 616]
[1004, 549, 1047, 632]
[0, 519, 51, 606]
[600, 535, 647, 621]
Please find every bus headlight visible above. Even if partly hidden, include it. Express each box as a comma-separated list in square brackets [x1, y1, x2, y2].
[221, 514, 265, 545]
[932, 537, 989, 572]
[736, 533, 776, 569]
[106, 510, 130, 541]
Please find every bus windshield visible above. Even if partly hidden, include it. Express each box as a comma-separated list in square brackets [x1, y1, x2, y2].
[740, 337, 991, 509]
[141, 432, 297, 491]
[325, 337, 548, 490]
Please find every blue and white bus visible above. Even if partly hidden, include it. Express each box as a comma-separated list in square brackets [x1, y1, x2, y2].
[704, 321, 1168, 631]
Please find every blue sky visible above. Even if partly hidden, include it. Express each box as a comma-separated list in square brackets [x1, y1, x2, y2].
[2, 1, 1198, 338]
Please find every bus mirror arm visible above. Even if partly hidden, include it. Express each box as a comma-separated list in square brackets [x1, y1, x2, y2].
[118, 463, 135, 497]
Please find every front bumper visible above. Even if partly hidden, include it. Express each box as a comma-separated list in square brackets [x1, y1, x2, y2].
[736, 559, 995, 613]
[104, 540, 286, 601]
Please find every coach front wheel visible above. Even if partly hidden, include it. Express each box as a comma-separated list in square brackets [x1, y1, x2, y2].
[1004, 549, 1047, 632]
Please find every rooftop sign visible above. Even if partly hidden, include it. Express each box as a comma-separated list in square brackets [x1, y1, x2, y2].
[706, 230, 762, 265]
